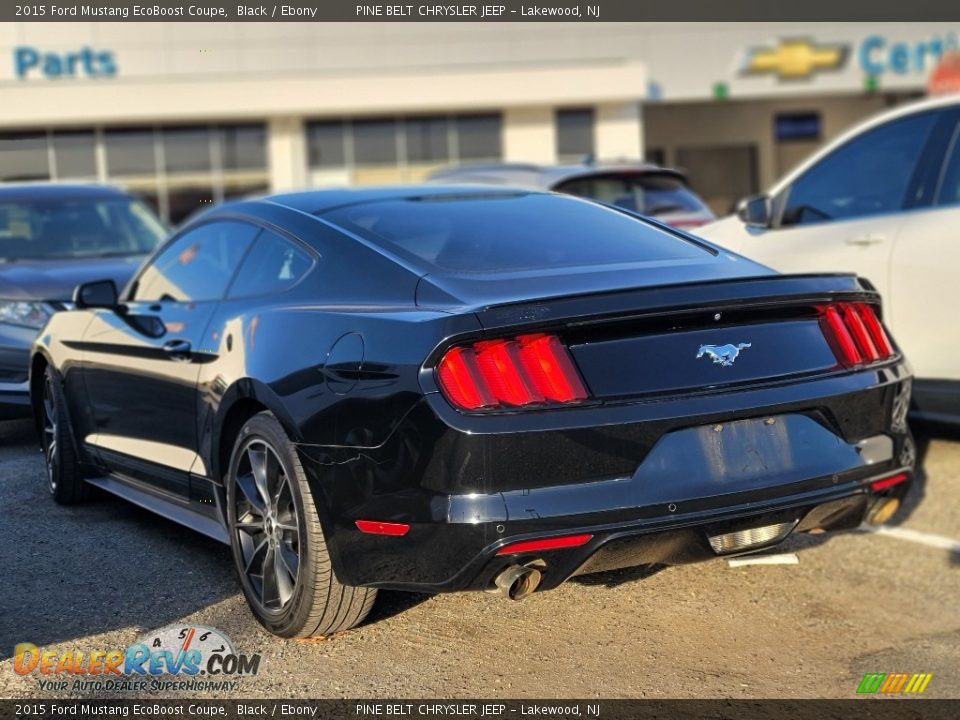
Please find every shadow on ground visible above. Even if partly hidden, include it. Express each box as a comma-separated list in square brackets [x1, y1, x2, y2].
[0, 420, 235, 659]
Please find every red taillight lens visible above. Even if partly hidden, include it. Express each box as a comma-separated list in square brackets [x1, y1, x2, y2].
[355, 520, 410, 536]
[855, 302, 893, 357]
[436, 333, 588, 411]
[841, 304, 880, 362]
[474, 339, 545, 407]
[871, 472, 909, 492]
[819, 302, 894, 368]
[495, 533, 593, 555]
[436, 346, 497, 410]
[821, 306, 862, 366]
[516, 333, 589, 404]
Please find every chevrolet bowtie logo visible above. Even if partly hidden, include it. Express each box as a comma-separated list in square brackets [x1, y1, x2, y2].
[741, 38, 850, 80]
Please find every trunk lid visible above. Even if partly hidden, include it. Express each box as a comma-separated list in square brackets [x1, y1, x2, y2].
[467, 273, 882, 401]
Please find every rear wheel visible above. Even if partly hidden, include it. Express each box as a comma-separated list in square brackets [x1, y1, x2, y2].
[40, 366, 87, 504]
[226, 411, 376, 637]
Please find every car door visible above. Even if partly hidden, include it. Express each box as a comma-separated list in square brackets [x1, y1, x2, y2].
[80, 220, 259, 497]
[736, 110, 944, 303]
[890, 109, 960, 410]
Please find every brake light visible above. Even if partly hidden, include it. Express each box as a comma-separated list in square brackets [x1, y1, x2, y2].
[495, 533, 593, 555]
[437, 333, 588, 411]
[819, 303, 894, 368]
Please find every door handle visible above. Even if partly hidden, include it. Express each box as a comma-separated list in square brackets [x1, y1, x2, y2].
[845, 234, 886, 247]
[163, 339, 192, 360]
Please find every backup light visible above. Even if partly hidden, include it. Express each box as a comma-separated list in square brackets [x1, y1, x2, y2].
[437, 333, 588, 411]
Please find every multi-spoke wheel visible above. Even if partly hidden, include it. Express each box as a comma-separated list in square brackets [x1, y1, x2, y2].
[38, 365, 86, 504]
[226, 411, 376, 638]
[234, 440, 301, 611]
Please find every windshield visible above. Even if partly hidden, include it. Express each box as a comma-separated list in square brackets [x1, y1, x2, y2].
[554, 173, 709, 216]
[322, 193, 711, 274]
[0, 197, 166, 261]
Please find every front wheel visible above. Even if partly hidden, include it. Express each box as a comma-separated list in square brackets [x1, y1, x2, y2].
[225, 411, 376, 637]
[40, 366, 87, 504]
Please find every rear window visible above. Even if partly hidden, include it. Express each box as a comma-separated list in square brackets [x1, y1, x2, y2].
[554, 173, 708, 216]
[322, 193, 711, 274]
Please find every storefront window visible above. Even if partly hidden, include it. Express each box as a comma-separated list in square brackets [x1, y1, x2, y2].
[0, 133, 50, 182]
[353, 119, 398, 165]
[163, 126, 213, 173]
[306, 122, 346, 167]
[306, 112, 502, 184]
[52, 131, 97, 179]
[406, 116, 450, 162]
[455, 114, 502, 160]
[221, 125, 267, 170]
[104, 128, 157, 176]
[556, 108, 595, 160]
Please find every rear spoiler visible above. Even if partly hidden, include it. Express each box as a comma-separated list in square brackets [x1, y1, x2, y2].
[474, 274, 877, 334]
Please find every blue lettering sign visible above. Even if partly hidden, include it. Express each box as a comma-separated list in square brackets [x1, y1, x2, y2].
[13, 46, 117, 80]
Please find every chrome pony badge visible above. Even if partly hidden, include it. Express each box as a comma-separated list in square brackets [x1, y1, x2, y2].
[697, 342, 752, 367]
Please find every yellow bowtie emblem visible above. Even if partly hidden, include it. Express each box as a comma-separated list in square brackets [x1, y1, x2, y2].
[742, 39, 849, 80]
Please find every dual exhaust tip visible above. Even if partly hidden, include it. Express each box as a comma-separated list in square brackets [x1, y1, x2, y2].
[493, 564, 542, 600]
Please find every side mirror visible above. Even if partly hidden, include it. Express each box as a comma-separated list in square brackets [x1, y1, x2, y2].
[73, 280, 119, 310]
[736, 195, 772, 229]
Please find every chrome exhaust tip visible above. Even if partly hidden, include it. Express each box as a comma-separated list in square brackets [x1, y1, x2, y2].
[494, 564, 542, 600]
[865, 497, 901, 526]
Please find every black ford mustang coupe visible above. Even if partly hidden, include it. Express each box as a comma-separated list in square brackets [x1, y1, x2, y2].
[31, 187, 914, 638]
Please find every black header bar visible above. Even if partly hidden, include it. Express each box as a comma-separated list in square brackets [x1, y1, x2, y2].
[2, 699, 960, 720]
[4, 0, 960, 22]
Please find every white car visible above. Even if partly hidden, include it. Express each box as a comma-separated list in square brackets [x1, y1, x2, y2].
[699, 95, 960, 426]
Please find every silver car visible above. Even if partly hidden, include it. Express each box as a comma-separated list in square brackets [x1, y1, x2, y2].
[429, 162, 715, 230]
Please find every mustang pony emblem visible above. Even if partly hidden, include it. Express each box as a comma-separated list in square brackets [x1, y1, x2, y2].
[697, 343, 752, 367]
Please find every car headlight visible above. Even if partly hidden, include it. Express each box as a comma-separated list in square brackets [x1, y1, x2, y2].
[0, 300, 54, 329]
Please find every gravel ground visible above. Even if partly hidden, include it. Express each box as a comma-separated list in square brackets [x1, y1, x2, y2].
[0, 417, 957, 699]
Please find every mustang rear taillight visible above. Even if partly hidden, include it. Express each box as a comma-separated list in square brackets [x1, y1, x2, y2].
[437, 333, 588, 411]
[819, 303, 894, 368]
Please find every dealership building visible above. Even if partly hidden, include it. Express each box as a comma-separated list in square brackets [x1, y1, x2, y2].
[0, 21, 955, 222]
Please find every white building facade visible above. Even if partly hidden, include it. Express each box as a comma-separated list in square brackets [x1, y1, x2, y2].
[0, 21, 955, 221]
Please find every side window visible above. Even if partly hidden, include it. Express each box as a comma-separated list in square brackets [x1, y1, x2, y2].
[936, 122, 960, 206]
[780, 112, 938, 227]
[227, 229, 314, 299]
[134, 221, 258, 302]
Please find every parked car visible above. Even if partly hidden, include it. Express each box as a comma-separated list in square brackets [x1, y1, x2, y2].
[429, 161, 715, 229]
[32, 187, 913, 638]
[698, 95, 960, 426]
[0, 184, 166, 419]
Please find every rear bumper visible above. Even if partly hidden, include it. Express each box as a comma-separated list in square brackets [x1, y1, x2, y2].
[296, 362, 914, 593]
[336, 467, 911, 594]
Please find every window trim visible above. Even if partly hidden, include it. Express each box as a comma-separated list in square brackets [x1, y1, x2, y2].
[126, 217, 261, 303]
[223, 225, 318, 301]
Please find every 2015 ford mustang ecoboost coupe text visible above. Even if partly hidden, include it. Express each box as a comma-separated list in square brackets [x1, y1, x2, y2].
[31, 187, 915, 638]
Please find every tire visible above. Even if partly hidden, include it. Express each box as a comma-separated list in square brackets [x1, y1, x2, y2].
[40, 365, 87, 504]
[226, 411, 376, 638]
